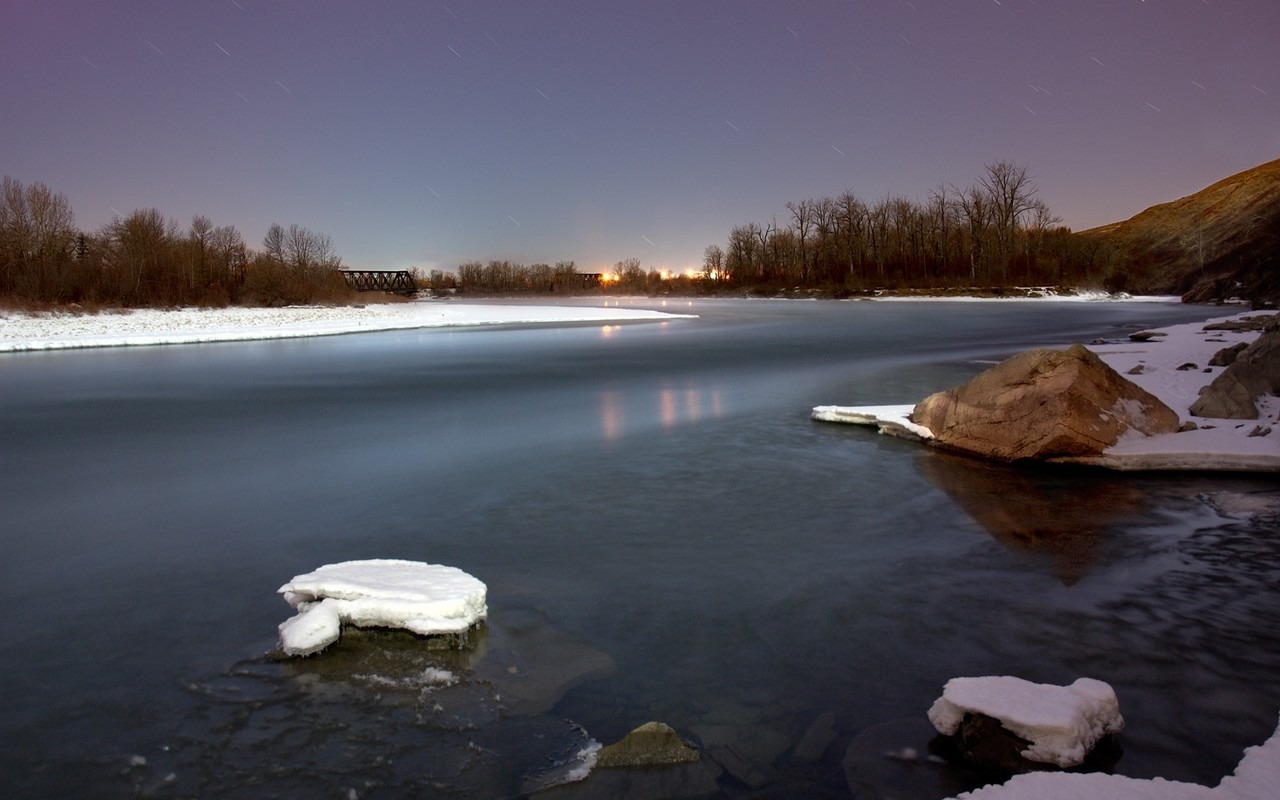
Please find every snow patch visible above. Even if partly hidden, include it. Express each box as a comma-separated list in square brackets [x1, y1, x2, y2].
[0, 300, 695, 352]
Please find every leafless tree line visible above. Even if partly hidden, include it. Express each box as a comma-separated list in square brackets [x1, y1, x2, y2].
[711, 161, 1115, 290]
[440, 260, 586, 294]
[1, 176, 351, 308]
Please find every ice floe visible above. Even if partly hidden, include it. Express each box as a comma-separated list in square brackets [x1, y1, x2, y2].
[277, 559, 487, 657]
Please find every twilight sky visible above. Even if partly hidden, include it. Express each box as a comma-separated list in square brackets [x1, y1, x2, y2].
[3, 1, 1277, 274]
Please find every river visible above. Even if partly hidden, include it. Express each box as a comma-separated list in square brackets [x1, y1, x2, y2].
[2, 298, 1277, 799]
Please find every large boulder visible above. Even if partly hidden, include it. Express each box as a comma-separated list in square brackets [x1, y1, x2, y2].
[912, 344, 1181, 461]
[1189, 328, 1280, 419]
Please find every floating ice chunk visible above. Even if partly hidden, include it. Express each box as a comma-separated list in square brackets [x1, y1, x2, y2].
[277, 559, 487, 657]
[927, 676, 1124, 768]
[811, 404, 934, 440]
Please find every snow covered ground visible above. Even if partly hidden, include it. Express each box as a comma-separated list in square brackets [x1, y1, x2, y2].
[873, 290, 1181, 303]
[1087, 314, 1278, 470]
[813, 310, 1279, 472]
[0, 300, 695, 352]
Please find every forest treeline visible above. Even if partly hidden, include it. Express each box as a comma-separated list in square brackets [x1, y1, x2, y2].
[706, 161, 1117, 292]
[4, 162, 1128, 308]
[434, 161, 1124, 297]
[0, 176, 353, 308]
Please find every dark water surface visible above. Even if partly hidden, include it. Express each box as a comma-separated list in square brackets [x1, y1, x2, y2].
[2, 299, 1278, 799]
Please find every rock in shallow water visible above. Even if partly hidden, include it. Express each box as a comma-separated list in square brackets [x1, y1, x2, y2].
[912, 344, 1181, 461]
[596, 722, 701, 767]
[276, 559, 488, 656]
[927, 676, 1124, 772]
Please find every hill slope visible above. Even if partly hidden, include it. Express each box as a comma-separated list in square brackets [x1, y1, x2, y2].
[1081, 158, 1280, 304]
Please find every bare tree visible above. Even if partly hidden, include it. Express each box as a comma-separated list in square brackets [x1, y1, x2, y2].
[104, 209, 179, 304]
[187, 215, 213, 291]
[979, 161, 1040, 279]
[926, 185, 952, 279]
[615, 257, 645, 288]
[836, 191, 867, 283]
[786, 199, 815, 283]
[702, 244, 724, 279]
[725, 223, 759, 283]
[0, 177, 76, 297]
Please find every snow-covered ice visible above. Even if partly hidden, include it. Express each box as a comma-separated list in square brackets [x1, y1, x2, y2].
[277, 559, 487, 657]
[872, 290, 1180, 303]
[927, 676, 1124, 768]
[945, 711, 1280, 800]
[0, 300, 695, 352]
[813, 311, 1280, 472]
[811, 403, 933, 440]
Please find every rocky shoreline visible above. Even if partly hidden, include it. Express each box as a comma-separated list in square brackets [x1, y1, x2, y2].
[815, 311, 1280, 472]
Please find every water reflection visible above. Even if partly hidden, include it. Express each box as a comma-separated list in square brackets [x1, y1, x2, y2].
[916, 450, 1148, 584]
[598, 383, 725, 440]
[600, 390, 623, 441]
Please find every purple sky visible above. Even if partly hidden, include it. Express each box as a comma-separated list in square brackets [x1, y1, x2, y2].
[3, 1, 1277, 274]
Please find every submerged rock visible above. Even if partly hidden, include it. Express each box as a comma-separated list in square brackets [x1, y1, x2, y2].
[911, 344, 1181, 462]
[533, 722, 720, 800]
[596, 722, 701, 767]
[843, 718, 979, 800]
[472, 607, 616, 716]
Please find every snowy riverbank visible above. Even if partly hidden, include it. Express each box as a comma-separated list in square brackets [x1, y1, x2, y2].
[0, 300, 695, 352]
[815, 310, 1279, 472]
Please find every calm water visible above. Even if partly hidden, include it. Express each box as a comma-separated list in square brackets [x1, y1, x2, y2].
[2, 299, 1277, 799]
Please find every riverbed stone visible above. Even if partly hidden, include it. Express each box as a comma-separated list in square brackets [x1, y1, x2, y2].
[793, 710, 838, 761]
[911, 344, 1181, 461]
[596, 722, 701, 767]
[533, 760, 722, 800]
[843, 718, 978, 800]
[471, 608, 615, 716]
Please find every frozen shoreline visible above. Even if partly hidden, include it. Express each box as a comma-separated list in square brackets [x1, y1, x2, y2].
[814, 310, 1280, 472]
[0, 300, 696, 352]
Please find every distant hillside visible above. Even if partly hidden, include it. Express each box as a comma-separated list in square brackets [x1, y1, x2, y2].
[1081, 158, 1280, 304]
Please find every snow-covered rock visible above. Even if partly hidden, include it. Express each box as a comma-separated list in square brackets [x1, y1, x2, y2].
[927, 676, 1124, 769]
[276, 559, 487, 657]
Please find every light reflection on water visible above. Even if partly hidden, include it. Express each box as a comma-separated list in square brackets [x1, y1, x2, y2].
[1, 299, 1277, 799]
